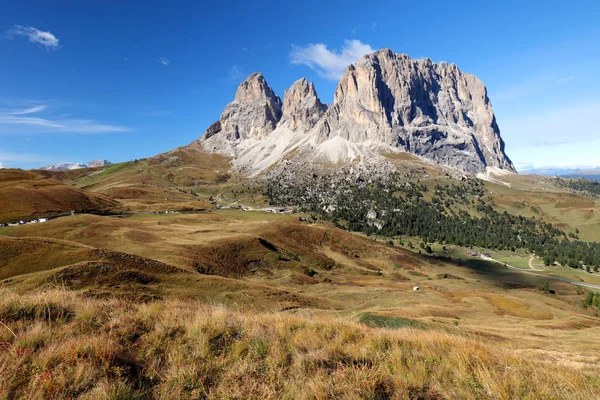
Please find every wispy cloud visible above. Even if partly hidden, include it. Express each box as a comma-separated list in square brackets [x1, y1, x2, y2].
[0, 101, 131, 134]
[6, 105, 47, 115]
[159, 57, 170, 65]
[0, 151, 52, 163]
[230, 65, 243, 81]
[290, 39, 375, 80]
[6, 25, 59, 50]
[558, 76, 576, 83]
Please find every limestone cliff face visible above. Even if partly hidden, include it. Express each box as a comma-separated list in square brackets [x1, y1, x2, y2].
[315, 49, 514, 172]
[202, 73, 282, 154]
[195, 50, 515, 174]
[281, 78, 327, 131]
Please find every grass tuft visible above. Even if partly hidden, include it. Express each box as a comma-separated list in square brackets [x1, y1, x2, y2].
[358, 312, 428, 330]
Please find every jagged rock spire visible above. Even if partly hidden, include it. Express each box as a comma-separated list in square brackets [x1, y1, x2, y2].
[281, 78, 327, 131]
[202, 73, 282, 145]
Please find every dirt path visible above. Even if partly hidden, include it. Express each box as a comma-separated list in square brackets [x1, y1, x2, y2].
[528, 254, 544, 271]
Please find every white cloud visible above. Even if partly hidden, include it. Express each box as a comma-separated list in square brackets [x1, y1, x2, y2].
[0, 102, 131, 134]
[159, 57, 170, 65]
[0, 162, 3, 169]
[290, 39, 375, 80]
[6, 25, 59, 50]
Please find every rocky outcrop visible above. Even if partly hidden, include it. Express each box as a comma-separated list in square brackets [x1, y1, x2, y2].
[40, 163, 87, 171]
[281, 78, 327, 131]
[41, 160, 112, 171]
[87, 160, 112, 168]
[202, 73, 282, 155]
[194, 49, 515, 175]
[313, 49, 514, 173]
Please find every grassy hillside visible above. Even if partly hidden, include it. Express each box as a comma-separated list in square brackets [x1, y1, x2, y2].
[0, 169, 123, 223]
[2, 211, 600, 362]
[1, 288, 599, 399]
[484, 174, 600, 242]
[35, 146, 247, 213]
[3, 154, 600, 397]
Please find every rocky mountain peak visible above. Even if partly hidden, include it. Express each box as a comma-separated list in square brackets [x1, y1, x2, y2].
[195, 49, 515, 175]
[87, 159, 112, 168]
[201, 73, 283, 149]
[281, 78, 327, 131]
[322, 50, 514, 173]
[40, 159, 112, 171]
[234, 72, 280, 104]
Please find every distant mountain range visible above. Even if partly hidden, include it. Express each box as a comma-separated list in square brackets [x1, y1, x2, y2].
[192, 49, 514, 176]
[41, 160, 112, 171]
[520, 166, 600, 181]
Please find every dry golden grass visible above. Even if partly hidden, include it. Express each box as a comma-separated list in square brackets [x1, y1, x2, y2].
[1, 287, 599, 400]
[3, 212, 600, 351]
[0, 169, 123, 223]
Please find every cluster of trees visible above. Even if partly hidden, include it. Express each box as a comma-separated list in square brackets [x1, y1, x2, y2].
[584, 291, 600, 309]
[555, 177, 600, 197]
[266, 173, 600, 271]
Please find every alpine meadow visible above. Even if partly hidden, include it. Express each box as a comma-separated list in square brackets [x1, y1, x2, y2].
[2, 2, 600, 399]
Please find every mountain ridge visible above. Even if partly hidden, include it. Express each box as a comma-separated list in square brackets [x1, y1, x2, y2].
[41, 159, 112, 171]
[194, 49, 515, 175]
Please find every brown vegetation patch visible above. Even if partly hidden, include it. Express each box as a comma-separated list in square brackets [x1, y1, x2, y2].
[0, 169, 123, 222]
[390, 253, 421, 271]
[548, 319, 600, 330]
[435, 273, 464, 280]
[484, 294, 554, 320]
[183, 236, 278, 277]
[291, 273, 319, 285]
[390, 272, 410, 282]
[53, 261, 160, 288]
[90, 249, 182, 274]
[0, 237, 95, 280]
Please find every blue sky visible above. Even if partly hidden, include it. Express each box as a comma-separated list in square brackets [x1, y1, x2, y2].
[1, 0, 599, 171]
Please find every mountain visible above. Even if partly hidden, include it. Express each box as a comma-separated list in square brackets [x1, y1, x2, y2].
[87, 159, 113, 168]
[520, 166, 600, 181]
[195, 49, 515, 175]
[566, 172, 600, 181]
[41, 163, 88, 171]
[41, 160, 112, 171]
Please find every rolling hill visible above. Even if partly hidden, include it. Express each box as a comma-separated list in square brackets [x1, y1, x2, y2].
[0, 169, 124, 223]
